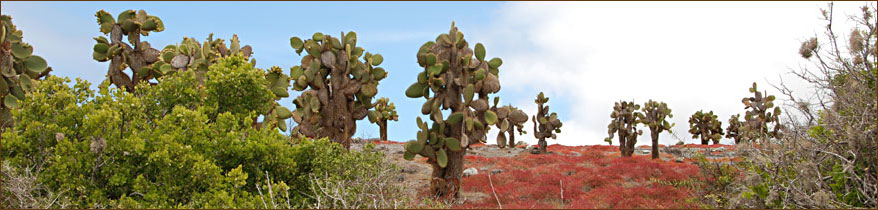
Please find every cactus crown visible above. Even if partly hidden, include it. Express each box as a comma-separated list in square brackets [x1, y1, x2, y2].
[639, 99, 674, 133]
[605, 100, 642, 144]
[725, 114, 744, 143]
[403, 22, 503, 168]
[92, 10, 165, 91]
[740, 82, 783, 142]
[688, 110, 724, 144]
[368, 97, 399, 123]
[2, 15, 52, 127]
[492, 102, 528, 148]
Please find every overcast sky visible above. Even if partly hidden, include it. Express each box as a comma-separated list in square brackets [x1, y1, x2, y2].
[2, 1, 871, 146]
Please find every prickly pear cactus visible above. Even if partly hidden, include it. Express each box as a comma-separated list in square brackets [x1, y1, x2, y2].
[1, 15, 52, 129]
[725, 114, 744, 144]
[638, 100, 673, 159]
[688, 110, 724, 145]
[260, 66, 292, 132]
[368, 97, 398, 141]
[287, 31, 387, 149]
[740, 82, 783, 142]
[532, 92, 562, 154]
[605, 101, 642, 157]
[491, 101, 528, 148]
[402, 22, 503, 201]
[149, 34, 254, 82]
[92, 9, 165, 92]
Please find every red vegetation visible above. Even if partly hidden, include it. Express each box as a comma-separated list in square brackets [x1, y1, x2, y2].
[454, 144, 710, 209]
[371, 140, 404, 144]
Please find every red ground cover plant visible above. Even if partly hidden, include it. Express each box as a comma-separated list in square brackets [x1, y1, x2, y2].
[454, 144, 706, 209]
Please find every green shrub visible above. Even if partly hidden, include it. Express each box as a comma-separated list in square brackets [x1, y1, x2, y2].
[1, 56, 405, 208]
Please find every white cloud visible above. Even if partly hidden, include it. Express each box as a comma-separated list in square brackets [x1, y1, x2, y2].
[470, 1, 870, 146]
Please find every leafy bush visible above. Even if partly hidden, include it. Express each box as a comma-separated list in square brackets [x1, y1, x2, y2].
[1, 55, 411, 208]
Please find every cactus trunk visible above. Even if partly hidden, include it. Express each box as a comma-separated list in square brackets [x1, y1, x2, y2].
[507, 129, 515, 147]
[651, 130, 659, 159]
[379, 118, 388, 141]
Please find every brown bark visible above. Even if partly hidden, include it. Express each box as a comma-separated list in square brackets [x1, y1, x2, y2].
[507, 129, 515, 147]
[651, 130, 659, 159]
[379, 119, 388, 141]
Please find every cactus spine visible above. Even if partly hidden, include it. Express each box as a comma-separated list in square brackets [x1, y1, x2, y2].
[1, 15, 52, 129]
[402, 22, 503, 201]
[740, 82, 783, 142]
[92, 9, 165, 92]
[491, 102, 528, 148]
[688, 110, 724, 145]
[532, 92, 562, 154]
[605, 101, 642, 157]
[288, 31, 387, 149]
[638, 100, 673, 159]
[368, 97, 398, 141]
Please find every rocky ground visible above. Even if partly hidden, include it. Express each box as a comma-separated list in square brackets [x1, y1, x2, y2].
[350, 138, 738, 208]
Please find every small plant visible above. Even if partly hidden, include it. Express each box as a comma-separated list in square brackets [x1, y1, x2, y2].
[491, 103, 528, 148]
[688, 110, 723, 145]
[638, 100, 673, 159]
[532, 92, 562, 154]
[288, 31, 388, 149]
[1, 15, 52, 129]
[368, 97, 398, 141]
[605, 101, 642, 157]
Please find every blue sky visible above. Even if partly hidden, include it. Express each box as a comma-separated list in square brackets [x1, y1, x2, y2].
[2, 1, 872, 146]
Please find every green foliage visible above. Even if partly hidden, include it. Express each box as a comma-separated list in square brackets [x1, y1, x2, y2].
[605, 100, 642, 156]
[1, 15, 52, 129]
[205, 54, 275, 119]
[1, 65, 387, 208]
[688, 110, 723, 145]
[691, 152, 738, 208]
[532, 92, 562, 154]
[288, 31, 387, 148]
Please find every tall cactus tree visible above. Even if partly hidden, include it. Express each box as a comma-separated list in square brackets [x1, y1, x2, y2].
[368, 97, 398, 141]
[92, 9, 165, 92]
[532, 92, 562, 154]
[402, 22, 503, 201]
[688, 110, 724, 145]
[1, 15, 52, 129]
[725, 114, 744, 144]
[605, 101, 642, 157]
[638, 100, 673, 159]
[491, 102, 528, 148]
[287, 31, 388, 149]
[740, 82, 783, 142]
